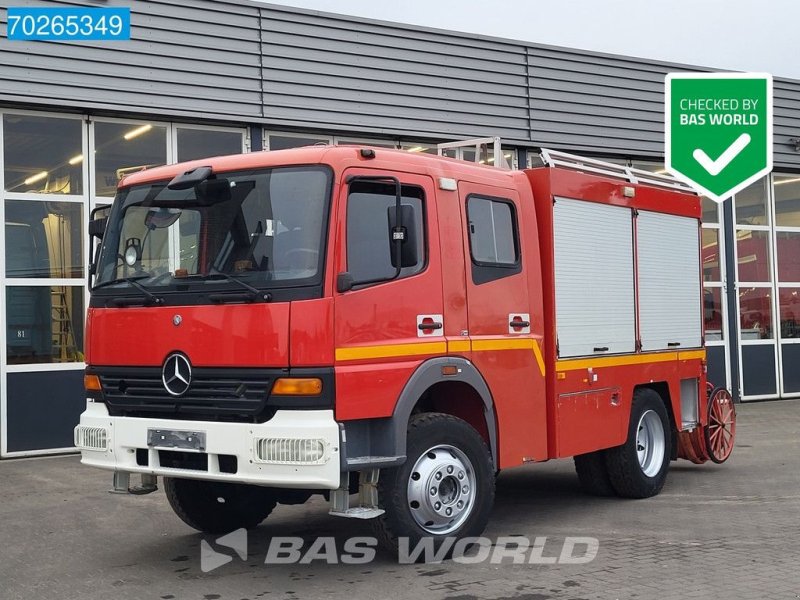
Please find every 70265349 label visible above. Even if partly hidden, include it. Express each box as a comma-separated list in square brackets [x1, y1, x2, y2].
[6, 7, 131, 41]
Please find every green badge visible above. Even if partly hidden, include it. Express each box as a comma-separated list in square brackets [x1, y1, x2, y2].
[665, 73, 772, 203]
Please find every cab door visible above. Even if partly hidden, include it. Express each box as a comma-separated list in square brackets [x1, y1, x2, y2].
[333, 170, 444, 421]
[458, 181, 547, 466]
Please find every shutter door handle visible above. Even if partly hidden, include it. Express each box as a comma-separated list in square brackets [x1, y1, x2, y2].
[593, 346, 609, 352]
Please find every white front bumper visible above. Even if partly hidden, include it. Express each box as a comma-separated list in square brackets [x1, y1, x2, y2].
[75, 401, 341, 489]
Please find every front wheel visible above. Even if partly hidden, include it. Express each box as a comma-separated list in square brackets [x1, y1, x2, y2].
[604, 388, 671, 498]
[372, 413, 495, 558]
[164, 478, 277, 534]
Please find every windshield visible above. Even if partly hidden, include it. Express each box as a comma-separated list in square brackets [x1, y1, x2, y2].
[95, 166, 331, 293]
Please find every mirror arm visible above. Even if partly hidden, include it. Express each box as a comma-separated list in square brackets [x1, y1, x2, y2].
[338, 175, 404, 292]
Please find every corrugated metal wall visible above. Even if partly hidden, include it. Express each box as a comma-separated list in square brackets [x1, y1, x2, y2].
[0, 0, 263, 119]
[0, 0, 798, 168]
[259, 6, 529, 140]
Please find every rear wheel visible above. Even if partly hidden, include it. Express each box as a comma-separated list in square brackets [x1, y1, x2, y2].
[574, 450, 615, 496]
[164, 478, 277, 534]
[372, 413, 495, 558]
[605, 388, 671, 498]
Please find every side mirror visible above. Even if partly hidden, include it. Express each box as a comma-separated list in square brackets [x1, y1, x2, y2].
[88, 205, 112, 283]
[388, 204, 419, 268]
[89, 205, 111, 239]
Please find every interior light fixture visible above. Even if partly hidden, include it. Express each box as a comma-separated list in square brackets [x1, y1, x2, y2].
[774, 177, 800, 186]
[24, 171, 48, 185]
[123, 124, 153, 140]
[68, 154, 84, 165]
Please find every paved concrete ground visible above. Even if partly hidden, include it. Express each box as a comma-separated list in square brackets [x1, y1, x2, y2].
[1, 401, 799, 600]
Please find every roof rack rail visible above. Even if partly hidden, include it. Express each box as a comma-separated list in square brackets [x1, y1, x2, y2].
[538, 148, 696, 193]
[437, 137, 510, 169]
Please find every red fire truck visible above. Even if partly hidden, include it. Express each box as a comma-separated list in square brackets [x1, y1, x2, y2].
[75, 139, 735, 555]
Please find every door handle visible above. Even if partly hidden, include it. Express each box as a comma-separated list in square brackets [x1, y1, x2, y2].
[418, 322, 443, 330]
[509, 320, 530, 328]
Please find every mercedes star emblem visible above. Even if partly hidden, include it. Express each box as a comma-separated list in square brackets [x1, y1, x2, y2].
[162, 353, 192, 396]
[173, 314, 182, 326]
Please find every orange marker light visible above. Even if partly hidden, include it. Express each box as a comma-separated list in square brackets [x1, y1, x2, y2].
[84, 374, 102, 392]
[272, 378, 323, 396]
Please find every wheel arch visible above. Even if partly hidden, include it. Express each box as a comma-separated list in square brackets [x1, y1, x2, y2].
[633, 381, 678, 459]
[394, 357, 498, 469]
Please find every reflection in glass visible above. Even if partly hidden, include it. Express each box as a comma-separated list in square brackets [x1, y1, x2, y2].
[176, 129, 244, 162]
[702, 228, 721, 282]
[702, 197, 719, 224]
[5, 201, 83, 278]
[776, 231, 800, 283]
[739, 287, 773, 340]
[704, 287, 724, 341]
[774, 175, 800, 227]
[734, 178, 769, 226]
[736, 229, 771, 282]
[778, 288, 800, 339]
[94, 122, 167, 197]
[629, 161, 665, 173]
[6, 286, 84, 364]
[402, 144, 438, 155]
[337, 139, 397, 148]
[3, 114, 83, 195]
[268, 135, 330, 151]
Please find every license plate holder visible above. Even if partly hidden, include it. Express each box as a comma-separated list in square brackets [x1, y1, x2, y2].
[147, 429, 206, 451]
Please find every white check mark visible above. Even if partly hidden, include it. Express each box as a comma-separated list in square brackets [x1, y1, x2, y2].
[692, 133, 751, 176]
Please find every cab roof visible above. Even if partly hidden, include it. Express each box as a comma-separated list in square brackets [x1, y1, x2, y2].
[119, 145, 520, 190]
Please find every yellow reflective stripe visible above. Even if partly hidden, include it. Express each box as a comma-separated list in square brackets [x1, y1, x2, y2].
[532, 340, 547, 378]
[471, 337, 546, 377]
[678, 349, 707, 361]
[335, 336, 549, 377]
[448, 340, 471, 353]
[557, 349, 706, 372]
[335, 341, 447, 362]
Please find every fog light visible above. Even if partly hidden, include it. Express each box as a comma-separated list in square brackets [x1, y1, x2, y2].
[254, 438, 327, 465]
[74, 426, 108, 451]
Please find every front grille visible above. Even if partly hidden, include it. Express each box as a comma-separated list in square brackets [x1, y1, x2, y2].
[93, 366, 284, 422]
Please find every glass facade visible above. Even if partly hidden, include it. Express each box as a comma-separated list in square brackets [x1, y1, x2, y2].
[0, 113, 247, 455]
[93, 121, 168, 197]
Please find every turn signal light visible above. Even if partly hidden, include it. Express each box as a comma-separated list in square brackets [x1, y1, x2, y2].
[272, 378, 323, 396]
[84, 374, 102, 392]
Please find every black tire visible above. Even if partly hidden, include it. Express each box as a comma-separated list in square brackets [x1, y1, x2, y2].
[371, 413, 495, 559]
[574, 450, 615, 496]
[164, 477, 277, 534]
[605, 388, 671, 499]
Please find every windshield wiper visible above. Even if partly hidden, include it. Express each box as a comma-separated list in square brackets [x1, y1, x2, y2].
[204, 270, 272, 303]
[93, 274, 164, 306]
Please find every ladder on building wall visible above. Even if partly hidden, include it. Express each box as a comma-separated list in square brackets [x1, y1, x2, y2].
[51, 287, 79, 362]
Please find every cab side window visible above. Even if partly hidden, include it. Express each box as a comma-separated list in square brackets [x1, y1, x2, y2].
[467, 195, 521, 284]
[346, 181, 425, 284]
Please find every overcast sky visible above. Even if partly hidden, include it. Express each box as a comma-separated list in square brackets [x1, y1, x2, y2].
[261, 0, 798, 80]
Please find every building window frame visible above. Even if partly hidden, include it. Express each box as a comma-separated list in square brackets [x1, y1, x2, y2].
[263, 131, 333, 151]
[171, 122, 249, 161]
[0, 109, 91, 457]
